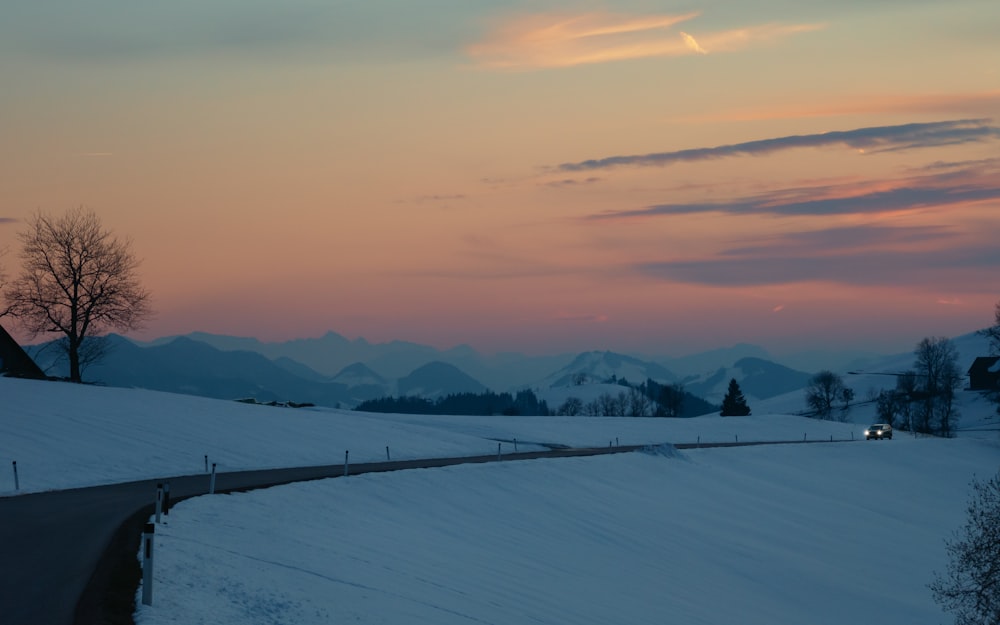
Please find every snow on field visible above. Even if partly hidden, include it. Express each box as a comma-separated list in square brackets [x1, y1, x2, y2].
[1, 372, 998, 625]
[1, 377, 864, 495]
[131, 438, 999, 625]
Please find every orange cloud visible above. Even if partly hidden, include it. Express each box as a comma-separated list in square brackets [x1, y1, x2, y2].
[680, 32, 707, 54]
[466, 12, 822, 69]
[678, 23, 825, 55]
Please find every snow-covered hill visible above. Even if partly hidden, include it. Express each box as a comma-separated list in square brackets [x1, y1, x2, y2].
[330, 362, 387, 388]
[752, 330, 999, 425]
[682, 356, 814, 404]
[539, 350, 676, 387]
[395, 361, 488, 398]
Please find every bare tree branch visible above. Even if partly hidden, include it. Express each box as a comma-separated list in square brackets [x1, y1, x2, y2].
[930, 471, 1000, 625]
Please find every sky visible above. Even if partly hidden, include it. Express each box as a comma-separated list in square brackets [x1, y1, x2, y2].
[1, 375, 998, 624]
[1, 0, 999, 358]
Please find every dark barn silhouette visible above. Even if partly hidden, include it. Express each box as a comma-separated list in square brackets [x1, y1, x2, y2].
[0, 324, 45, 379]
[967, 356, 1000, 391]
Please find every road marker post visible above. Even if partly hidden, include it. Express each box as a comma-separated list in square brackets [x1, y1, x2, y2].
[344, 450, 349, 477]
[12, 460, 19, 491]
[141, 523, 155, 606]
[163, 482, 171, 516]
[497, 442, 502, 461]
[155, 483, 163, 524]
[209, 463, 217, 494]
[386, 446, 390, 461]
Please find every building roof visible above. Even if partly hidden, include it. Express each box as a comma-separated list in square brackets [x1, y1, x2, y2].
[0, 323, 46, 379]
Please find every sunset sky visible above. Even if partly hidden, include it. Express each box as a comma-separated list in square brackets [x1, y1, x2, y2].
[2, 0, 998, 358]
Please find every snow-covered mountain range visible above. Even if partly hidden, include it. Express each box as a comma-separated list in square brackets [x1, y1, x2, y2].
[21, 329, 991, 411]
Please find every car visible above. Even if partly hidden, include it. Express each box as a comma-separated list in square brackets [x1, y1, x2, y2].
[865, 423, 893, 440]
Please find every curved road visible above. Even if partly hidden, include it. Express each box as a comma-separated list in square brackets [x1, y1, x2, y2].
[0, 439, 850, 625]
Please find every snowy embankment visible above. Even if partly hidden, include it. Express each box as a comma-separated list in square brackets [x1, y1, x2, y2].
[133, 437, 999, 625]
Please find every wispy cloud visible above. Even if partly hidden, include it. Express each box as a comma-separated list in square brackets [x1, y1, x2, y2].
[466, 11, 821, 70]
[560, 119, 1000, 171]
[588, 163, 1000, 220]
[626, 194, 1000, 288]
[721, 224, 958, 257]
[413, 193, 467, 203]
[636, 244, 1000, 288]
[635, 221, 1000, 288]
[598, 183, 1000, 219]
[543, 177, 602, 188]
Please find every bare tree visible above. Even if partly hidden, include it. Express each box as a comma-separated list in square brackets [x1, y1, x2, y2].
[875, 389, 905, 428]
[627, 386, 653, 416]
[929, 470, 1000, 625]
[805, 370, 847, 420]
[978, 300, 1000, 355]
[3, 208, 151, 382]
[895, 371, 918, 431]
[976, 300, 1000, 417]
[556, 396, 583, 416]
[612, 391, 629, 416]
[585, 392, 629, 416]
[913, 337, 962, 436]
[658, 383, 685, 418]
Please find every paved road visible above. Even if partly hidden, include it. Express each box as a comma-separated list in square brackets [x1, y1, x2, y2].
[0, 439, 850, 625]
[0, 445, 649, 625]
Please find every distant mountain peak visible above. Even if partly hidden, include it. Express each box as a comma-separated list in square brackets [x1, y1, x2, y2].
[543, 350, 675, 388]
[397, 361, 487, 398]
[332, 362, 387, 386]
[682, 356, 813, 403]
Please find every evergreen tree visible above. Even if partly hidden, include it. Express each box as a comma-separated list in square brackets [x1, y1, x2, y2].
[720, 378, 751, 416]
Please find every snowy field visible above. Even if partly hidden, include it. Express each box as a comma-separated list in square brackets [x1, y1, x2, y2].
[1, 371, 998, 625]
[133, 438, 997, 625]
[1, 376, 865, 495]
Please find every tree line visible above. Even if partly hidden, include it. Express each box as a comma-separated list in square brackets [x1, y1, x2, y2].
[356, 378, 719, 418]
[356, 389, 551, 416]
[552, 377, 718, 417]
[802, 335, 968, 437]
